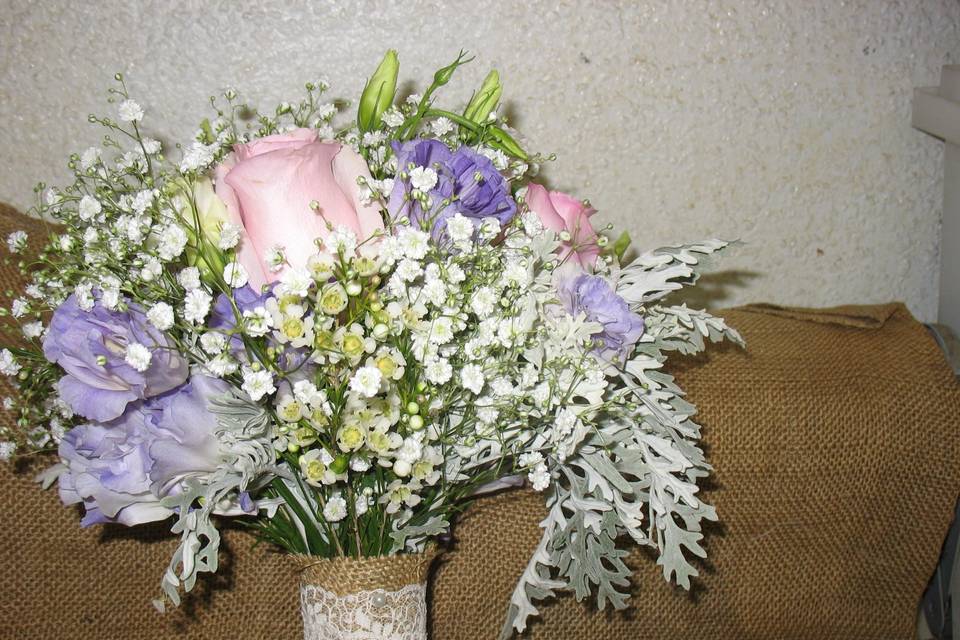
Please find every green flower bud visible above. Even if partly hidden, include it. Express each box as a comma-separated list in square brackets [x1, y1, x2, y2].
[358, 50, 399, 133]
[463, 70, 502, 124]
[329, 454, 350, 474]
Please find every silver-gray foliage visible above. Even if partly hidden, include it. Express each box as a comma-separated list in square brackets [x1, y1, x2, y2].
[501, 240, 742, 638]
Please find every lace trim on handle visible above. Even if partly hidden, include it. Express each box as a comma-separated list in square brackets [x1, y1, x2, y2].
[300, 582, 428, 640]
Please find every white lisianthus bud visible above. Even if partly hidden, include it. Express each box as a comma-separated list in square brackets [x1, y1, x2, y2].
[393, 459, 412, 477]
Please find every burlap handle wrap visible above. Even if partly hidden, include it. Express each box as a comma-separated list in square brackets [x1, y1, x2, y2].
[294, 550, 438, 640]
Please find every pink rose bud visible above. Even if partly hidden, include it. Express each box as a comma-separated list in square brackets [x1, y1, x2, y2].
[525, 183, 600, 269]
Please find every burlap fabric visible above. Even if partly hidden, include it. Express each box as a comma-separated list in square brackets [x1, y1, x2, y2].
[295, 549, 437, 596]
[1, 202, 958, 639]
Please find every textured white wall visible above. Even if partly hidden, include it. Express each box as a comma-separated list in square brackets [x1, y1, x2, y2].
[1, 0, 958, 320]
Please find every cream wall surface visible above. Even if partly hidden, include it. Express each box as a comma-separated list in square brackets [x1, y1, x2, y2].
[1, 0, 958, 320]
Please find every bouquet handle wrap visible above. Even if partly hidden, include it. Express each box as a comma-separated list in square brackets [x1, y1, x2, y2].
[295, 549, 438, 640]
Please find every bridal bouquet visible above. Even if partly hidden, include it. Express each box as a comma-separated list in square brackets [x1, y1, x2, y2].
[0, 51, 741, 638]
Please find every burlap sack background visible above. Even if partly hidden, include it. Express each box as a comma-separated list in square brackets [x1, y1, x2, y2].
[1, 202, 958, 639]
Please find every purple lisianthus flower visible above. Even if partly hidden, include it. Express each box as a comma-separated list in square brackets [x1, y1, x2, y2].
[57, 404, 172, 526]
[58, 375, 235, 527]
[387, 139, 516, 237]
[42, 294, 188, 422]
[558, 273, 645, 359]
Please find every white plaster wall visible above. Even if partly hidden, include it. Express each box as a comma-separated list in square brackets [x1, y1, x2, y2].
[1, 0, 958, 320]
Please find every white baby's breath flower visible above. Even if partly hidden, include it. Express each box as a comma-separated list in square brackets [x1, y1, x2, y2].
[382, 107, 405, 128]
[446, 264, 466, 284]
[278, 266, 313, 298]
[409, 166, 438, 192]
[470, 287, 498, 317]
[362, 131, 386, 148]
[486, 147, 510, 170]
[177, 267, 202, 291]
[7, 231, 27, 254]
[323, 494, 348, 522]
[293, 380, 330, 412]
[530, 381, 551, 408]
[218, 222, 242, 250]
[147, 302, 174, 331]
[118, 99, 144, 122]
[460, 364, 485, 394]
[396, 258, 422, 283]
[140, 256, 162, 282]
[200, 332, 227, 354]
[141, 138, 162, 155]
[78, 195, 102, 222]
[124, 342, 152, 372]
[49, 418, 66, 444]
[130, 189, 156, 214]
[528, 462, 551, 491]
[325, 226, 357, 256]
[0, 349, 21, 376]
[157, 224, 188, 261]
[179, 140, 216, 173]
[82, 227, 98, 246]
[421, 278, 447, 307]
[99, 277, 121, 310]
[479, 218, 501, 240]
[521, 211, 544, 236]
[310, 122, 332, 138]
[241, 367, 275, 402]
[430, 117, 454, 136]
[183, 289, 212, 324]
[518, 451, 544, 469]
[354, 493, 370, 515]
[10, 299, 28, 319]
[502, 259, 530, 287]
[398, 228, 429, 260]
[0, 441, 16, 462]
[396, 436, 423, 465]
[205, 353, 238, 377]
[428, 317, 454, 344]
[243, 306, 273, 337]
[377, 235, 403, 265]
[349, 365, 383, 398]
[491, 376, 516, 398]
[80, 147, 101, 171]
[223, 262, 248, 289]
[58, 235, 74, 253]
[446, 214, 474, 244]
[22, 321, 43, 339]
[316, 102, 337, 120]
[424, 357, 452, 385]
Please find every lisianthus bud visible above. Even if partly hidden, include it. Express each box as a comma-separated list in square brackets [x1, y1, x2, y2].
[358, 50, 399, 132]
[463, 70, 502, 124]
[171, 177, 227, 282]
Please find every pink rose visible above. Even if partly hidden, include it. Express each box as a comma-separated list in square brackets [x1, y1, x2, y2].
[214, 128, 384, 290]
[525, 183, 600, 269]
